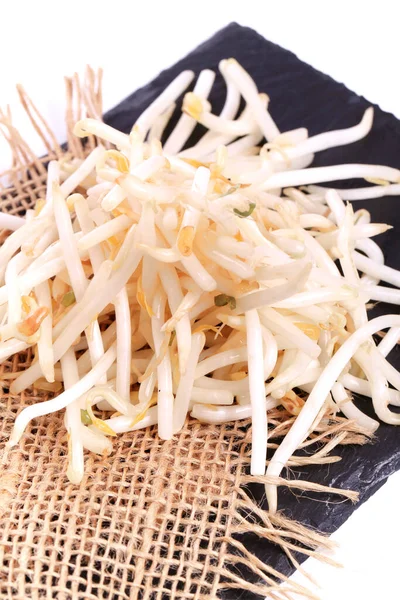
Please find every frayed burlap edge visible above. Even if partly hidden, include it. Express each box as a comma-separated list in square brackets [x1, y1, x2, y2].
[0, 69, 369, 600]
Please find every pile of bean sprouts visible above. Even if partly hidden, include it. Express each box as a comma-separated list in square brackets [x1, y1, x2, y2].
[2, 59, 400, 512]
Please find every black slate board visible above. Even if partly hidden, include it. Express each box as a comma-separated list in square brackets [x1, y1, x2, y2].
[105, 23, 400, 594]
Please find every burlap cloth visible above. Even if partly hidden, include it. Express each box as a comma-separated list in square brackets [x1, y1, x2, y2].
[0, 69, 366, 600]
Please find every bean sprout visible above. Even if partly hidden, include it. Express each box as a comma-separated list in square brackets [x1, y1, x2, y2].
[2, 58, 400, 497]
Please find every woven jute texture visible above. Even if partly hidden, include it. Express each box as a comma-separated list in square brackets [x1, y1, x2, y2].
[0, 70, 366, 600]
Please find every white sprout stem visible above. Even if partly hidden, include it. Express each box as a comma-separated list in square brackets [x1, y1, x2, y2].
[177, 166, 210, 245]
[53, 184, 106, 379]
[73, 195, 105, 271]
[80, 424, 113, 455]
[352, 210, 371, 225]
[61, 348, 85, 484]
[284, 188, 326, 215]
[195, 374, 249, 393]
[11, 240, 140, 393]
[180, 132, 230, 159]
[189, 294, 215, 321]
[134, 71, 194, 139]
[138, 370, 157, 404]
[356, 238, 384, 286]
[355, 347, 400, 425]
[152, 292, 174, 440]
[77, 215, 132, 252]
[53, 184, 88, 299]
[114, 288, 131, 401]
[285, 108, 374, 160]
[378, 326, 400, 357]
[138, 244, 179, 263]
[217, 61, 242, 119]
[186, 103, 259, 137]
[45, 160, 60, 206]
[362, 284, 400, 304]
[337, 204, 369, 331]
[60, 145, 105, 196]
[100, 185, 127, 213]
[255, 258, 309, 280]
[173, 332, 206, 433]
[164, 69, 215, 154]
[132, 155, 168, 181]
[222, 59, 280, 141]
[138, 202, 158, 302]
[190, 387, 234, 405]
[265, 314, 400, 513]
[162, 207, 178, 231]
[261, 326, 278, 380]
[21, 223, 58, 263]
[10, 261, 110, 391]
[309, 183, 400, 201]
[76, 321, 116, 374]
[6, 216, 128, 287]
[302, 229, 341, 276]
[8, 343, 117, 447]
[74, 120, 129, 150]
[52, 260, 113, 340]
[0, 216, 51, 282]
[298, 213, 333, 229]
[339, 373, 400, 407]
[272, 287, 356, 309]
[270, 235, 305, 257]
[191, 396, 278, 425]
[73, 196, 111, 402]
[104, 406, 158, 434]
[102, 158, 168, 213]
[201, 245, 255, 280]
[236, 264, 311, 313]
[148, 103, 176, 143]
[0, 213, 26, 231]
[289, 368, 323, 390]
[353, 251, 400, 287]
[331, 382, 379, 432]
[357, 238, 384, 264]
[116, 173, 173, 203]
[292, 305, 330, 324]
[216, 236, 253, 259]
[2, 225, 56, 321]
[224, 132, 264, 158]
[160, 224, 217, 291]
[260, 164, 400, 190]
[195, 347, 248, 378]
[245, 309, 268, 476]
[266, 351, 314, 399]
[35, 281, 54, 382]
[182, 62, 241, 156]
[0, 338, 30, 365]
[85, 386, 134, 416]
[5, 253, 31, 326]
[235, 218, 289, 263]
[159, 265, 192, 375]
[162, 289, 202, 334]
[260, 307, 321, 359]
[317, 223, 391, 250]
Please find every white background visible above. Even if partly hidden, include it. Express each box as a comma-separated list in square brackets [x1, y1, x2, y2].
[1, 1, 399, 598]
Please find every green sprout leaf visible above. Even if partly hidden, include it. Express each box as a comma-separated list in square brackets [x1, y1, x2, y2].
[80, 409, 92, 426]
[233, 202, 256, 218]
[220, 184, 240, 197]
[61, 291, 76, 307]
[214, 294, 236, 310]
[169, 330, 176, 346]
